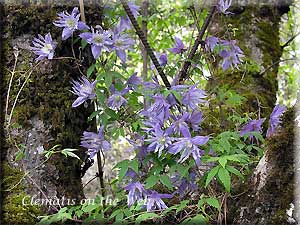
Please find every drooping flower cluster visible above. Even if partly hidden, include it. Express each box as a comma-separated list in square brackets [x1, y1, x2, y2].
[80, 126, 111, 159]
[240, 118, 265, 143]
[32, 6, 135, 62]
[217, 0, 233, 14]
[267, 105, 286, 137]
[169, 37, 187, 54]
[124, 181, 173, 211]
[205, 36, 244, 70]
[240, 104, 287, 141]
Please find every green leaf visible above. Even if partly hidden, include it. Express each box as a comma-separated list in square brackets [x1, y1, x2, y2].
[181, 214, 208, 225]
[224, 155, 241, 162]
[205, 166, 220, 187]
[15, 150, 25, 161]
[82, 203, 99, 213]
[219, 157, 227, 168]
[217, 167, 231, 192]
[130, 160, 139, 174]
[226, 165, 244, 180]
[225, 93, 245, 106]
[115, 212, 124, 222]
[81, 39, 88, 49]
[206, 198, 220, 210]
[88, 110, 101, 122]
[197, 199, 206, 209]
[145, 175, 160, 189]
[160, 175, 173, 190]
[176, 200, 189, 214]
[135, 212, 159, 225]
[105, 73, 113, 88]
[87, 64, 96, 78]
[118, 163, 129, 181]
[61, 149, 80, 160]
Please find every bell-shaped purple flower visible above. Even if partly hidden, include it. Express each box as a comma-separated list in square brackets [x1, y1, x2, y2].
[205, 36, 220, 52]
[169, 136, 209, 165]
[217, 0, 232, 14]
[54, 7, 89, 40]
[240, 118, 265, 142]
[145, 94, 171, 122]
[172, 172, 198, 197]
[145, 191, 173, 212]
[119, 1, 140, 31]
[31, 33, 56, 61]
[188, 111, 204, 131]
[219, 40, 244, 71]
[168, 113, 190, 137]
[267, 105, 286, 137]
[80, 27, 113, 59]
[169, 37, 187, 54]
[124, 182, 147, 207]
[127, 72, 142, 90]
[182, 84, 207, 110]
[158, 53, 168, 66]
[107, 87, 128, 110]
[71, 76, 96, 107]
[146, 125, 172, 157]
[112, 30, 135, 63]
[127, 134, 148, 160]
[80, 126, 111, 159]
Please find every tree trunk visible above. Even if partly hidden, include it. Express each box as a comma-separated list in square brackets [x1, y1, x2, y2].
[206, 1, 296, 224]
[1, 4, 98, 223]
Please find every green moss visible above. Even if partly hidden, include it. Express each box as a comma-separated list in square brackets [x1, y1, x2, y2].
[2, 163, 42, 225]
[3, 193, 42, 225]
[2, 162, 24, 191]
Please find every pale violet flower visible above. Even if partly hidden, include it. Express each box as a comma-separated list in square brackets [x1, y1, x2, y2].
[31, 33, 56, 61]
[71, 76, 96, 107]
[54, 7, 89, 40]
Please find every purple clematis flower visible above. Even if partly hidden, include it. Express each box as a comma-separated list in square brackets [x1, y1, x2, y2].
[71, 76, 96, 107]
[112, 30, 135, 63]
[158, 53, 168, 66]
[145, 94, 171, 122]
[205, 36, 220, 52]
[169, 136, 209, 165]
[31, 33, 56, 61]
[219, 40, 244, 71]
[182, 84, 207, 110]
[80, 27, 113, 59]
[127, 134, 148, 160]
[145, 191, 173, 212]
[169, 37, 187, 54]
[188, 111, 204, 131]
[240, 118, 265, 142]
[127, 72, 142, 90]
[217, 0, 233, 14]
[124, 182, 147, 207]
[80, 126, 111, 159]
[267, 105, 286, 137]
[146, 125, 172, 157]
[172, 172, 198, 197]
[168, 113, 190, 137]
[54, 7, 89, 40]
[107, 87, 128, 110]
[119, 1, 140, 31]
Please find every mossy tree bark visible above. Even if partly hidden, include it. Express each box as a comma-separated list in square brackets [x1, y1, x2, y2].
[205, 1, 295, 224]
[2, 3, 100, 214]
